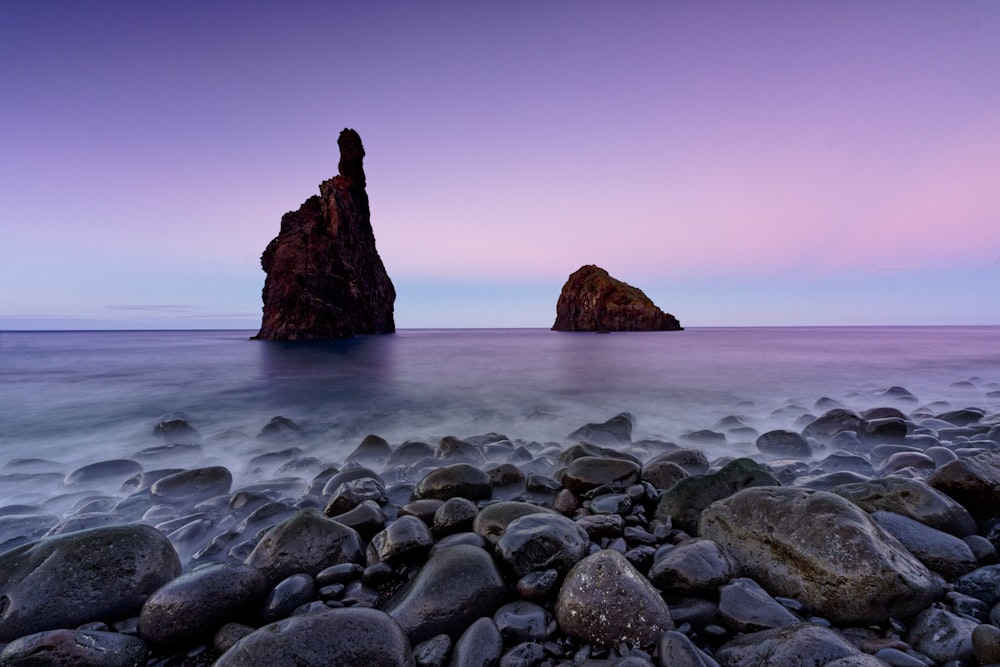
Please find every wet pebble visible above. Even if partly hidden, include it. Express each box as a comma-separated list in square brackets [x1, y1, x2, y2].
[383, 543, 507, 644]
[138, 561, 267, 648]
[259, 572, 314, 621]
[716, 577, 800, 632]
[555, 549, 673, 649]
[0, 628, 148, 666]
[495, 512, 590, 577]
[367, 514, 434, 564]
[494, 600, 554, 644]
[214, 607, 414, 666]
[413, 463, 492, 501]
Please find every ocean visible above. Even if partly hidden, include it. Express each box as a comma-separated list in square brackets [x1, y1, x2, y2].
[1, 326, 998, 506]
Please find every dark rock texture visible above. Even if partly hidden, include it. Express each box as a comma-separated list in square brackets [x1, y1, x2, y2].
[551, 265, 681, 332]
[254, 128, 395, 340]
[382, 543, 507, 644]
[138, 562, 268, 648]
[554, 548, 673, 649]
[0, 524, 181, 642]
[214, 607, 414, 666]
[698, 486, 941, 624]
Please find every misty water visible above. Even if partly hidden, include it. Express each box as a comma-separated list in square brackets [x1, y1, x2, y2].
[1, 327, 999, 507]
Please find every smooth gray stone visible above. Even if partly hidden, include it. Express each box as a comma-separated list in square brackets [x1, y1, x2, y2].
[383, 543, 507, 644]
[214, 622, 255, 655]
[472, 501, 556, 546]
[319, 467, 379, 497]
[871, 511, 977, 580]
[566, 413, 634, 447]
[905, 606, 977, 664]
[646, 448, 710, 475]
[797, 470, 871, 491]
[756, 430, 812, 458]
[717, 577, 800, 633]
[332, 499, 385, 540]
[641, 459, 689, 492]
[0, 524, 180, 642]
[413, 463, 492, 501]
[257, 573, 315, 625]
[413, 633, 451, 667]
[345, 434, 392, 466]
[815, 452, 875, 475]
[973, 623, 1000, 666]
[214, 607, 414, 666]
[954, 565, 1000, 606]
[493, 601, 552, 644]
[243, 509, 363, 586]
[699, 487, 941, 625]
[367, 514, 434, 565]
[495, 512, 590, 577]
[655, 457, 778, 534]
[447, 617, 502, 667]
[870, 648, 928, 667]
[802, 409, 865, 445]
[63, 459, 143, 487]
[499, 642, 547, 667]
[433, 497, 478, 536]
[436, 436, 487, 465]
[832, 476, 977, 538]
[0, 628, 148, 666]
[150, 466, 233, 503]
[559, 456, 640, 494]
[647, 538, 736, 592]
[138, 561, 267, 648]
[324, 476, 387, 515]
[927, 450, 1000, 521]
[715, 623, 863, 666]
[658, 630, 720, 667]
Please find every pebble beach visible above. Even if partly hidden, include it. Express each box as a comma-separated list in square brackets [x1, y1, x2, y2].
[2, 384, 1000, 666]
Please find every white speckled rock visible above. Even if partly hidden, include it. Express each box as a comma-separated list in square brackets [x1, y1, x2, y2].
[554, 549, 673, 649]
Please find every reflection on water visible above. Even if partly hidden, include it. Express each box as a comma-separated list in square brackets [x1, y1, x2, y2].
[1, 327, 998, 476]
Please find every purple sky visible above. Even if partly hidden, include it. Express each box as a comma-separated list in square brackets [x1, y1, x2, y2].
[2, 2, 999, 329]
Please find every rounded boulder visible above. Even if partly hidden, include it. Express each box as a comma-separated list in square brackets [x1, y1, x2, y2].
[495, 512, 590, 577]
[139, 562, 267, 648]
[243, 509, 364, 586]
[214, 607, 414, 666]
[554, 548, 673, 649]
[382, 543, 507, 644]
[0, 524, 181, 642]
[698, 486, 941, 624]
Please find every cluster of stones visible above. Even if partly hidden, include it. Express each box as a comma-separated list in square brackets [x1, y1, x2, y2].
[1, 393, 1000, 666]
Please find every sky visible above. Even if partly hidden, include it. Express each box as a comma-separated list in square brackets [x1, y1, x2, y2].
[2, 1, 999, 329]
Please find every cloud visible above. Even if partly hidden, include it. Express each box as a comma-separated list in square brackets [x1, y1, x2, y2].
[106, 305, 195, 314]
[868, 265, 924, 273]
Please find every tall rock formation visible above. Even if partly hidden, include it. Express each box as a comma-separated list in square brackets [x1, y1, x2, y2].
[552, 265, 682, 332]
[254, 129, 395, 340]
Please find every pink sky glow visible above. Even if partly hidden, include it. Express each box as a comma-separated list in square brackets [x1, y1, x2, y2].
[1, 2, 999, 328]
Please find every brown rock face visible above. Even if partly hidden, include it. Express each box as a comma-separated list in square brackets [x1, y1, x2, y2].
[552, 265, 681, 332]
[254, 129, 395, 340]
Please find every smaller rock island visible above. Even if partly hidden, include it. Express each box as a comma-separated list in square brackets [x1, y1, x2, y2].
[552, 265, 682, 332]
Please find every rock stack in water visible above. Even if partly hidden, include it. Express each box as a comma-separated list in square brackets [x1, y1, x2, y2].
[254, 129, 395, 340]
[552, 265, 682, 332]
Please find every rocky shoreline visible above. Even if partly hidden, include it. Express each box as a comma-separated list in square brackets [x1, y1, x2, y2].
[2, 390, 1000, 666]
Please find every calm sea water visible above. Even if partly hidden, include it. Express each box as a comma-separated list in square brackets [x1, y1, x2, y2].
[1, 327, 999, 500]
